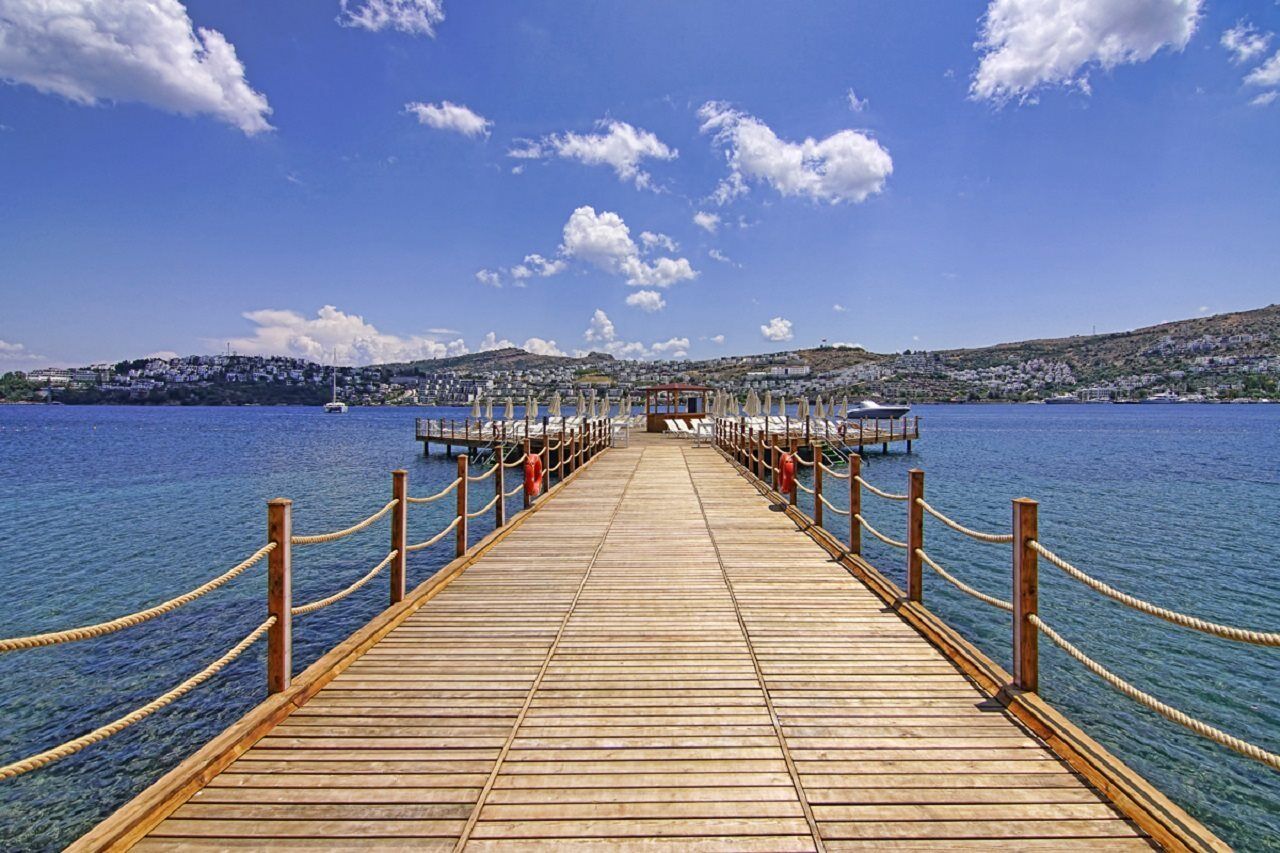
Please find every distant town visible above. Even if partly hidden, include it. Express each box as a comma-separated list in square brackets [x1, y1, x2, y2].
[3, 304, 1278, 406]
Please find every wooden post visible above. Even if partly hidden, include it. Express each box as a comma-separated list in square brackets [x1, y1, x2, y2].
[541, 443, 550, 495]
[1013, 498, 1039, 692]
[788, 438, 798, 507]
[523, 439, 533, 509]
[495, 456, 506, 528]
[456, 455, 468, 558]
[266, 498, 292, 694]
[907, 469, 924, 603]
[390, 470, 407, 604]
[813, 444, 823, 527]
[771, 437, 780, 492]
[849, 454, 862, 556]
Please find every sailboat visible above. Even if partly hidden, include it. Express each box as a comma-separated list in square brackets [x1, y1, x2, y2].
[323, 355, 347, 413]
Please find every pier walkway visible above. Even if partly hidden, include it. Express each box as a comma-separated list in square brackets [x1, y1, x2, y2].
[115, 435, 1156, 850]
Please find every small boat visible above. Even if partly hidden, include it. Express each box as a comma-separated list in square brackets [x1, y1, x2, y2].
[324, 353, 347, 413]
[1043, 394, 1080, 404]
[1141, 391, 1182, 404]
[844, 400, 911, 419]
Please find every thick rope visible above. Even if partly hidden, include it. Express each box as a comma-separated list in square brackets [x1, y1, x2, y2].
[855, 476, 908, 501]
[0, 617, 274, 780]
[795, 481, 814, 494]
[0, 544, 275, 653]
[1030, 615, 1280, 772]
[855, 514, 908, 549]
[467, 494, 502, 519]
[291, 499, 397, 545]
[819, 463, 849, 480]
[291, 550, 397, 616]
[503, 454, 528, 468]
[504, 483, 524, 498]
[467, 465, 497, 482]
[818, 493, 850, 516]
[406, 478, 460, 505]
[917, 548, 1012, 611]
[405, 517, 461, 552]
[917, 499, 1013, 544]
[1030, 542, 1279, 646]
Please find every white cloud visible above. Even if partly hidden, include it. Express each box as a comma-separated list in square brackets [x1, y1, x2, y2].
[510, 253, 566, 280]
[339, 0, 444, 36]
[477, 331, 514, 351]
[760, 316, 794, 342]
[225, 305, 466, 365]
[522, 337, 565, 357]
[0, 0, 272, 134]
[708, 248, 734, 265]
[512, 120, 676, 189]
[846, 87, 868, 111]
[692, 211, 720, 233]
[699, 101, 892, 205]
[584, 309, 616, 344]
[831, 341, 863, 350]
[625, 289, 666, 312]
[833, 303, 847, 312]
[0, 339, 45, 371]
[1245, 52, 1280, 88]
[1250, 90, 1278, 107]
[475, 268, 502, 287]
[710, 334, 725, 345]
[581, 309, 686, 360]
[1222, 21, 1272, 65]
[639, 231, 678, 253]
[650, 337, 689, 358]
[970, 0, 1202, 104]
[403, 100, 491, 137]
[559, 206, 697, 288]
[145, 350, 180, 360]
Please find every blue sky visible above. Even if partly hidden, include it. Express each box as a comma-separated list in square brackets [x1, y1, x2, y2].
[1, 0, 1278, 369]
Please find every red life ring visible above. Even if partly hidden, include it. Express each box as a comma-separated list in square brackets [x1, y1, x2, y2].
[524, 454, 544, 497]
[779, 453, 796, 494]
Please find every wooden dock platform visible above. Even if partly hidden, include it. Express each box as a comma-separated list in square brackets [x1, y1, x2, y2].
[76, 432, 1220, 851]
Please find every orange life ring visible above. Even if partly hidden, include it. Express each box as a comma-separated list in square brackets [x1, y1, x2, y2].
[779, 453, 796, 494]
[524, 454, 544, 497]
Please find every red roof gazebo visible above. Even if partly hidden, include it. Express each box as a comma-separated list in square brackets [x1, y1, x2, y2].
[641, 383, 711, 433]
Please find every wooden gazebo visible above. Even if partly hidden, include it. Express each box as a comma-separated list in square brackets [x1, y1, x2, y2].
[642, 383, 711, 433]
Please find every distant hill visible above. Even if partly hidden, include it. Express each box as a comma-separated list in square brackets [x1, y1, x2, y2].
[389, 347, 610, 374]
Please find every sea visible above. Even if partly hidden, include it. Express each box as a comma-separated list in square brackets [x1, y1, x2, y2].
[0, 403, 1276, 851]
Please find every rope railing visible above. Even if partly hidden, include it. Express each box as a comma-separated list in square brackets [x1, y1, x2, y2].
[291, 499, 397, 545]
[467, 464, 498, 482]
[504, 482, 524, 498]
[796, 481, 814, 494]
[1030, 614, 1280, 772]
[0, 543, 275, 653]
[405, 516, 461, 552]
[291, 550, 398, 617]
[819, 462, 849, 480]
[856, 476, 908, 502]
[917, 548, 1012, 612]
[917, 498, 1013, 544]
[855, 513, 908, 549]
[1030, 541, 1280, 646]
[818, 493, 850, 516]
[0, 616, 275, 780]
[405, 478, 459, 505]
[503, 453, 527, 468]
[466, 494, 502, 520]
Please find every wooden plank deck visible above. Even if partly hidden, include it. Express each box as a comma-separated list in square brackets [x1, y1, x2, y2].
[130, 434, 1151, 851]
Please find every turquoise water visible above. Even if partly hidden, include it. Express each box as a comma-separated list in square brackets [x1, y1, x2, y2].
[0, 404, 1277, 850]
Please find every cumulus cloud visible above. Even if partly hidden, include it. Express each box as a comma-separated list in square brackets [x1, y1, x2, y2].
[581, 309, 687, 359]
[510, 253, 567, 280]
[710, 334, 725, 345]
[477, 331, 514, 351]
[475, 268, 503, 287]
[639, 231, 678, 253]
[846, 88, 868, 111]
[1222, 22, 1272, 65]
[699, 101, 892, 205]
[1246, 52, 1280, 88]
[833, 303, 848, 312]
[0, 0, 272, 134]
[403, 100, 491, 137]
[760, 316, 794, 342]
[560, 206, 697, 288]
[708, 248, 734, 265]
[339, 0, 444, 36]
[509, 120, 676, 189]
[970, 0, 1202, 104]
[0, 339, 45, 371]
[650, 337, 689, 358]
[225, 305, 467, 365]
[1251, 90, 1278, 107]
[693, 211, 720, 233]
[625, 289, 666, 312]
[522, 337, 565, 357]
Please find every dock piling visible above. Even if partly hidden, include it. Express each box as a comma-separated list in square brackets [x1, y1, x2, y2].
[1013, 498, 1039, 692]
[907, 469, 924, 603]
[391, 470, 407, 604]
[266, 498, 292, 694]
[456, 455, 468, 557]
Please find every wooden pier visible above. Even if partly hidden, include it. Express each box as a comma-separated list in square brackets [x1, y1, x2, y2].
[60, 430, 1243, 851]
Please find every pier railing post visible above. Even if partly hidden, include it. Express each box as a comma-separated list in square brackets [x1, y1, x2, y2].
[267, 498, 292, 694]
[907, 469, 924, 603]
[523, 439, 533, 509]
[456, 455, 468, 557]
[391, 470, 407, 604]
[849, 455, 862, 556]
[813, 443, 823, 527]
[495, 455, 506, 528]
[541, 442, 550, 495]
[789, 438, 799, 507]
[1013, 498, 1039, 692]
[771, 437, 780, 492]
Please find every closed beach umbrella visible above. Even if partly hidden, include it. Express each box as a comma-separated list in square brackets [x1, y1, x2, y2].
[504, 397, 514, 419]
[576, 391, 586, 416]
[841, 395, 849, 418]
[550, 391, 561, 418]
[528, 394, 539, 419]
[748, 390, 761, 417]
[471, 396, 481, 419]
[798, 396, 809, 421]
[763, 390, 772, 417]
[485, 397, 494, 420]
[815, 395, 825, 420]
